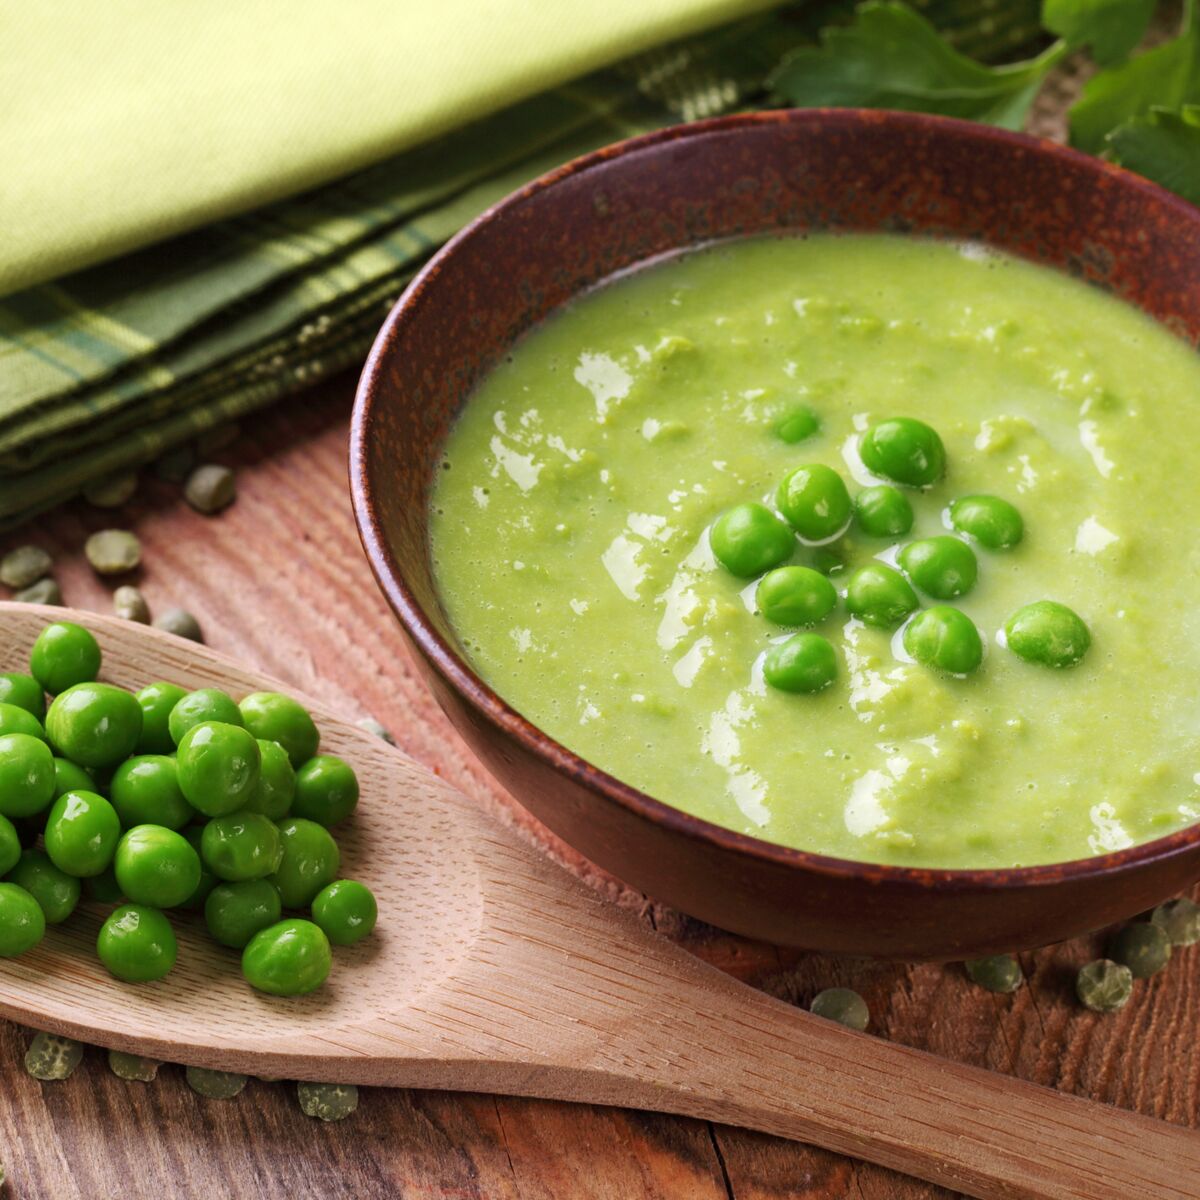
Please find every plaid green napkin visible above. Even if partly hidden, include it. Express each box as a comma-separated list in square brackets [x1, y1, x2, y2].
[0, 1, 1039, 529]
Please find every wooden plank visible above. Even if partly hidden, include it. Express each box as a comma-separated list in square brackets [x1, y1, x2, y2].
[1, 373, 1196, 1198]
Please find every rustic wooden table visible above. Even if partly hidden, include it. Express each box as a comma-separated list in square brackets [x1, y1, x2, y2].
[2, 374, 1197, 1199]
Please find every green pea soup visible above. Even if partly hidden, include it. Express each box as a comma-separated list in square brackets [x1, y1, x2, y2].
[430, 234, 1200, 869]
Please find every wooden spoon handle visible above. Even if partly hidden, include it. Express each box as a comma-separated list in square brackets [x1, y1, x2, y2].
[576, 968, 1200, 1200]
[383, 840, 1200, 1200]
[451, 976, 1195, 1199]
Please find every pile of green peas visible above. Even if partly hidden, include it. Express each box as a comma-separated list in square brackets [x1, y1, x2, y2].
[710, 412, 1092, 693]
[0, 621, 378, 996]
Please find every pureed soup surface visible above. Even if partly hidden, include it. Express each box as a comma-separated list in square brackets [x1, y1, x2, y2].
[431, 234, 1200, 869]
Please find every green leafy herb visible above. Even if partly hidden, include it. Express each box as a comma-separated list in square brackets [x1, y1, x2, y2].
[1069, 0, 1200, 151]
[1043, 0, 1156, 66]
[769, 1, 1066, 130]
[765, 0, 1200, 211]
[1108, 105, 1200, 202]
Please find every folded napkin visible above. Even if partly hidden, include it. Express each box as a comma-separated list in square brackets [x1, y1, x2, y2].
[2, 0, 780, 296]
[0, 0, 1038, 528]
[0, 11, 806, 526]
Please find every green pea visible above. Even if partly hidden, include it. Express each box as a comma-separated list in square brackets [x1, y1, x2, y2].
[16, 578, 61, 606]
[114, 826, 202, 909]
[312, 880, 377, 946]
[297, 1082, 359, 1122]
[185, 1066, 247, 1099]
[176, 721, 262, 817]
[243, 739, 296, 821]
[0, 815, 20, 877]
[242, 918, 332, 996]
[964, 954, 1023, 993]
[238, 692, 320, 767]
[167, 688, 243, 746]
[52, 757, 95, 800]
[24, 1032, 82, 1080]
[0, 882, 45, 956]
[844, 562, 918, 629]
[1108, 922, 1171, 979]
[292, 755, 359, 827]
[205, 879, 282, 949]
[809, 987, 869, 1031]
[154, 608, 204, 643]
[108, 1050, 160, 1081]
[949, 494, 1023, 550]
[774, 405, 820, 445]
[180, 825, 217, 911]
[1075, 958, 1132, 1013]
[1005, 601, 1091, 669]
[903, 607, 983, 675]
[0, 733, 55, 818]
[8, 849, 80, 924]
[755, 566, 837, 628]
[0, 702, 46, 740]
[710, 503, 794, 578]
[0, 673, 46, 720]
[97, 904, 177, 983]
[1, 545, 52, 590]
[859, 417, 945, 487]
[44, 791, 121, 877]
[135, 681, 188, 755]
[201, 812, 283, 882]
[184, 464, 237, 515]
[112, 585, 150, 623]
[269, 818, 340, 908]
[854, 485, 914, 538]
[897, 536, 978, 600]
[1150, 897, 1200, 946]
[84, 865, 125, 905]
[84, 529, 141, 575]
[109, 756, 194, 831]
[30, 622, 101, 695]
[46, 682, 143, 769]
[775, 464, 852, 542]
[763, 633, 837, 694]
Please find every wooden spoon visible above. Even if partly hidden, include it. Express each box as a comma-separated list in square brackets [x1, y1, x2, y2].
[0, 604, 1195, 1200]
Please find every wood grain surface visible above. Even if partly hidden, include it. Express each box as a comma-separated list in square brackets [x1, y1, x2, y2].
[1, 373, 1197, 1199]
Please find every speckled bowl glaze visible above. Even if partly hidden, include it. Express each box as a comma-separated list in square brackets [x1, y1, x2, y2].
[351, 109, 1200, 958]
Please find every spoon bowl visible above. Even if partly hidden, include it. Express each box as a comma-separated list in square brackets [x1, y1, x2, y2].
[0, 603, 1195, 1200]
[0, 605, 480, 1057]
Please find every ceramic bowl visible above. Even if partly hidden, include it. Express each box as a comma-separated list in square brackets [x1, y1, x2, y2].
[351, 109, 1200, 958]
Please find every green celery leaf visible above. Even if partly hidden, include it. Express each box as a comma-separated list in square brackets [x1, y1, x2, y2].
[1042, 0, 1156, 66]
[769, 1, 1065, 131]
[1108, 105, 1200, 203]
[1069, 0, 1200, 152]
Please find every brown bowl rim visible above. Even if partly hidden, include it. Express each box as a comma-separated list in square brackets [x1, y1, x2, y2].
[350, 107, 1200, 895]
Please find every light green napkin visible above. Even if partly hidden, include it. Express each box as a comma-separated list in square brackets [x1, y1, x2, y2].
[0, 0, 1040, 528]
[0, 10, 808, 527]
[1, 0, 775, 296]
